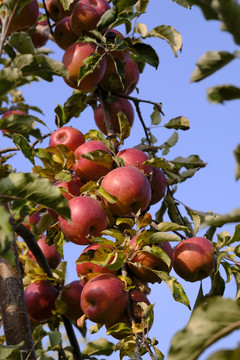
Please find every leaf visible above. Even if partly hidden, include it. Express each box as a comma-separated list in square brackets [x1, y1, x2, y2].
[168, 297, 240, 360]
[164, 116, 190, 130]
[77, 53, 103, 85]
[129, 42, 159, 68]
[160, 131, 179, 155]
[171, 155, 207, 170]
[0, 173, 70, 220]
[207, 85, 240, 104]
[135, 0, 149, 12]
[118, 111, 131, 142]
[97, 5, 118, 31]
[172, 0, 193, 9]
[207, 343, 240, 360]
[148, 25, 182, 57]
[12, 134, 35, 165]
[151, 105, 162, 125]
[59, 0, 75, 11]
[0, 346, 21, 360]
[234, 144, 240, 181]
[0, 113, 42, 140]
[148, 232, 181, 243]
[191, 0, 218, 20]
[0, 68, 28, 97]
[82, 338, 115, 356]
[0, 206, 14, 265]
[190, 51, 238, 82]
[117, 0, 139, 12]
[48, 331, 61, 349]
[9, 33, 35, 55]
[143, 157, 175, 171]
[156, 222, 190, 233]
[135, 22, 148, 38]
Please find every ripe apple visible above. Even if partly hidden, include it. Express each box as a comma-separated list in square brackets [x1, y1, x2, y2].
[172, 237, 215, 282]
[49, 126, 85, 152]
[46, 0, 78, 22]
[149, 167, 167, 205]
[55, 177, 85, 200]
[60, 280, 84, 321]
[73, 140, 113, 181]
[29, 14, 48, 48]
[58, 196, 107, 245]
[25, 280, 59, 323]
[62, 42, 107, 91]
[94, 97, 134, 135]
[100, 57, 139, 95]
[54, 17, 78, 50]
[80, 273, 128, 324]
[23, 211, 41, 231]
[27, 235, 62, 269]
[101, 166, 151, 216]
[70, 0, 111, 36]
[117, 148, 152, 176]
[129, 236, 173, 283]
[1, 110, 25, 136]
[7, 0, 39, 34]
[76, 243, 117, 278]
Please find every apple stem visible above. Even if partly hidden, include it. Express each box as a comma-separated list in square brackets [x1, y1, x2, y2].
[42, 0, 55, 37]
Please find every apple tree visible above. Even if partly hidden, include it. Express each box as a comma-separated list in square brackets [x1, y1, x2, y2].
[0, 0, 240, 359]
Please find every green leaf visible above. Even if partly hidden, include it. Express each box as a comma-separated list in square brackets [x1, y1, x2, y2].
[160, 131, 179, 155]
[135, 0, 149, 12]
[0, 113, 42, 140]
[164, 116, 190, 130]
[77, 53, 103, 85]
[130, 42, 159, 68]
[143, 157, 175, 171]
[156, 222, 190, 233]
[0, 346, 21, 360]
[118, 111, 131, 142]
[9, 33, 35, 55]
[207, 85, 240, 104]
[0, 68, 28, 97]
[190, 51, 238, 82]
[59, 0, 75, 11]
[151, 105, 162, 125]
[207, 343, 240, 360]
[0, 173, 70, 220]
[97, 5, 118, 31]
[12, 134, 35, 165]
[171, 155, 207, 170]
[168, 297, 240, 360]
[148, 25, 182, 57]
[191, 0, 218, 20]
[117, 0, 139, 12]
[96, 186, 117, 204]
[48, 331, 61, 349]
[148, 232, 181, 243]
[82, 338, 115, 356]
[172, 0, 193, 9]
[0, 206, 14, 265]
[56, 92, 88, 127]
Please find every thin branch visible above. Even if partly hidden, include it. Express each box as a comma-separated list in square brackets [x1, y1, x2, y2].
[42, 0, 55, 37]
[0, 0, 20, 57]
[0, 147, 19, 155]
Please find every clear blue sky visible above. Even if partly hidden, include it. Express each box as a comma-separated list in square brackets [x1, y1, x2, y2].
[2, 0, 240, 358]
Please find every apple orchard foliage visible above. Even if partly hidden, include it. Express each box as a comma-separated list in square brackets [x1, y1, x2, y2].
[0, 0, 240, 359]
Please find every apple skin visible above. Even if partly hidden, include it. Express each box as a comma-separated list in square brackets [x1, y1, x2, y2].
[1, 110, 25, 136]
[76, 243, 117, 278]
[117, 148, 152, 176]
[70, 0, 110, 36]
[80, 273, 129, 324]
[73, 140, 113, 181]
[49, 126, 85, 152]
[7, 0, 39, 34]
[58, 196, 107, 245]
[29, 14, 48, 48]
[129, 236, 173, 283]
[54, 17, 78, 50]
[60, 280, 84, 321]
[62, 42, 107, 91]
[172, 237, 215, 282]
[27, 235, 62, 269]
[25, 280, 59, 323]
[94, 97, 134, 135]
[101, 166, 152, 217]
[149, 168, 167, 205]
[55, 177, 85, 200]
[46, 0, 78, 22]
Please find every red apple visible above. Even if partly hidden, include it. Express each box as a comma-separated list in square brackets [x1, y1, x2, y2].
[55, 177, 85, 200]
[149, 167, 167, 205]
[23, 211, 41, 230]
[70, 0, 111, 36]
[58, 196, 107, 245]
[25, 280, 59, 323]
[101, 166, 151, 216]
[49, 126, 85, 152]
[1, 110, 25, 136]
[29, 13, 48, 48]
[73, 140, 113, 181]
[76, 243, 117, 277]
[7, 0, 39, 34]
[62, 42, 107, 91]
[60, 280, 84, 321]
[172, 237, 215, 282]
[46, 0, 78, 22]
[54, 17, 78, 50]
[117, 148, 152, 176]
[80, 273, 128, 324]
[27, 235, 62, 269]
[129, 236, 173, 283]
[94, 97, 134, 135]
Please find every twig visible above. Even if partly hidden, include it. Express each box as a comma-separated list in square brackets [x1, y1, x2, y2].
[0, 147, 19, 155]
[42, 0, 55, 37]
[0, 0, 20, 57]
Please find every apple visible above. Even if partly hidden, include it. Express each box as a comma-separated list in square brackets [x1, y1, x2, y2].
[29, 13, 48, 48]
[46, 0, 78, 22]
[58, 196, 107, 245]
[7, 0, 39, 34]
[149, 167, 167, 205]
[1, 110, 25, 136]
[117, 148, 152, 176]
[172, 237, 215, 282]
[100, 58, 139, 95]
[60, 280, 84, 321]
[54, 17, 78, 50]
[101, 166, 151, 216]
[27, 235, 62, 269]
[55, 177, 85, 200]
[80, 273, 129, 324]
[73, 140, 113, 181]
[25, 280, 59, 323]
[94, 97, 134, 135]
[76, 243, 117, 278]
[70, 0, 111, 36]
[23, 211, 41, 230]
[62, 42, 107, 91]
[129, 236, 173, 283]
[49, 126, 85, 152]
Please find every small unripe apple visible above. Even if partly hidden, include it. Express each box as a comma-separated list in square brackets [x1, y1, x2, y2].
[173, 237, 215, 282]
[58, 196, 107, 245]
[60, 280, 84, 321]
[55, 177, 85, 200]
[25, 280, 59, 323]
[27, 235, 62, 269]
[49, 126, 85, 152]
[117, 148, 152, 176]
[94, 97, 134, 135]
[54, 17, 78, 50]
[101, 166, 151, 216]
[80, 273, 128, 324]
[7, 0, 39, 34]
[149, 168, 167, 205]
